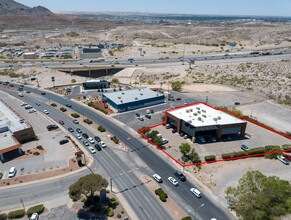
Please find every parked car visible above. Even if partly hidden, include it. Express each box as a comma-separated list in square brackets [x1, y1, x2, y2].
[59, 140, 69, 145]
[82, 133, 89, 139]
[76, 128, 82, 133]
[43, 109, 49, 114]
[174, 170, 186, 181]
[210, 136, 216, 142]
[88, 146, 96, 154]
[88, 137, 95, 144]
[145, 114, 151, 119]
[95, 136, 101, 142]
[241, 144, 249, 151]
[150, 109, 154, 114]
[283, 154, 291, 161]
[179, 132, 185, 137]
[8, 167, 17, 178]
[153, 174, 162, 183]
[95, 144, 102, 151]
[138, 117, 144, 121]
[25, 105, 32, 110]
[176, 97, 181, 100]
[277, 155, 289, 165]
[234, 102, 240, 105]
[18, 93, 23, 97]
[136, 113, 140, 117]
[47, 125, 58, 131]
[184, 101, 188, 105]
[172, 128, 177, 133]
[20, 102, 28, 106]
[29, 213, 39, 220]
[166, 124, 171, 129]
[168, 177, 179, 186]
[146, 110, 151, 114]
[83, 140, 89, 146]
[68, 127, 74, 132]
[35, 102, 41, 106]
[197, 136, 206, 143]
[28, 109, 36, 113]
[59, 120, 64, 125]
[73, 119, 79, 124]
[76, 134, 82, 140]
[190, 188, 202, 198]
[100, 141, 106, 148]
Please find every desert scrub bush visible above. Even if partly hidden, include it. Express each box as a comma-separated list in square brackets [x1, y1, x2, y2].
[222, 153, 231, 159]
[71, 113, 80, 118]
[264, 145, 283, 159]
[98, 126, 106, 132]
[33, 152, 40, 156]
[117, 214, 122, 218]
[282, 144, 291, 150]
[26, 204, 44, 216]
[107, 208, 114, 217]
[111, 197, 116, 202]
[111, 136, 119, 144]
[204, 155, 216, 161]
[60, 107, 67, 112]
[83, 119, 93, 124]
[51, 103, 57, 107]
[36, 145, 43, 150]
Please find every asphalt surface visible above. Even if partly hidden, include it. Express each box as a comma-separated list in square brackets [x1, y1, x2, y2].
[0, 87, 173, 220]
[0, 83, 235, 220]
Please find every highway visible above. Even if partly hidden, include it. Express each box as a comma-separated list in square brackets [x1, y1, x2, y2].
[0, 87, 173, 220]
[0, 83, 235, 220]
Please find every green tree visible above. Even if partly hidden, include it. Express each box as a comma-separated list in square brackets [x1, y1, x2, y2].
[139, 127, 151, 135]
[264, 145, 283, 159]
[179, 143, 191, 155]
[161, 115, 165, 122]
[189, 149, 200, 163]
[69, 174, 108, 202]
[71, 79, 76, 83]
[146, 130, 159, 140]
[153, 137, 163, 146]
[112, 78, 119, 83]
[225, 170, 291, 220]
[171, 81, 183, 91]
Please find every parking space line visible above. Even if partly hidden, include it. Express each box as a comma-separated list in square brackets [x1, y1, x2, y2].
[127, 137, 131, 140]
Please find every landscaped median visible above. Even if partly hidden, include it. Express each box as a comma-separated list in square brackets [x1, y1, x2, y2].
[0, 204, 45, 219]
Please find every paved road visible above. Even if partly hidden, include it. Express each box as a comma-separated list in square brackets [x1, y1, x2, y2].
[0, 84, 235, 220]
[0, 87, 173, 220]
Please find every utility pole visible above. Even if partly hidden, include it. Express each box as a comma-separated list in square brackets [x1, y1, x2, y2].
[182, 20, 192, 65]
[195, 203, 204, 219]
[20, 198, 26, 211]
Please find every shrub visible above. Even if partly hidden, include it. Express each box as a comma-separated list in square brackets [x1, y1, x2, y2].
[159, 193, 167, 202]
[222, 153, 231, 159]
[205, 155, 216, 161]
[155, 188, 163, 196]
[107, 208, 114, 217]
[84, 199, 92, 207]
[26, 204, 44, 216]
[93, 195, 100, 203]
[114, 201, 119, 206]
[71, 79, 76, 83]
[282, 144, 291, 151]
[264, 145, 283, 159]
[112, 78, 119, 83]
[117, 214, 122, 218]
[88, 102, 108, 114]
[182, 217, 192, 220]
[98, 126, 106, 132]
[36, 145, 43, 150]
[7, 209, 25, 219]
[81, 197, 86, 203]
[232, 151, 248, 157]
[60, 107, 67, 112]
[246, 147, 265, 156]
[101, 207, 108, 214]
[95, 205, 102, 212]
[71, 113, 80, 118]
[0, 213, 7, 220]
[106, 189, 110, 193]
[83, 119, 93, 124]
[121, 210, 124, 214]
[33, 152, 40, 156]
[111, 197, 116, 202]
[51, 103, 57, 107]
[111, 136, 119, 144]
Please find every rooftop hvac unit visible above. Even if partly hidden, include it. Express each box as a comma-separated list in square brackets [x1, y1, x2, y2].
[120, 100, 123, 103]
[190, 109, 193, 112]
[198, 117, 201, 121]
[197, 111, 201, 114]
[193, 113, 197, 116]
[140, 93, 143, 95]
[187, 120, 192, 123]
[196, 107, 200, 110]
[118, 97, 121, 99]
[213, 118, 217, 121]
[202, 109, 206, 113]
[217, 116, 221, 120]
[186, 110, 189, 113]
[201, 119, 204, 122]
[122, 92, 125, 95]
[135, 97, 138, 100]
[202, 114, 206, 118]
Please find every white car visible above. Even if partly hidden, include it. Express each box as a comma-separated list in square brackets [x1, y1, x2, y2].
[76, 134, 82, 140]
[100, 141, 107, 148]
[18, 93, 23, 97]
[88, 137, 95, 144]
[168, 177, 178, 186]
[43, 110, 49, 114]
[28, 109, 36, 113]
[190, 188, 202, 198]
[88, 146, 96, 154]
[162, 138, 168, 145]
[29, 213, 39, 220]
[153, 174, 162, 183]
[20, 102, 27, 106]
[277, 155, 289, 165]
[184, 101, 188, 105]
[8, 167, 16, 178]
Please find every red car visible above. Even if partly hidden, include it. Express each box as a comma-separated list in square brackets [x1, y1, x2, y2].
[176, 98, 181, 100]
[283, 154, 291, 161]
[59, 120, 64, 125]
[41, 92, 46, 95]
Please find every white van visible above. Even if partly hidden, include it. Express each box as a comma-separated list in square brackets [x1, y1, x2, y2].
[8, 167, 16, 178]
[190, 188, 202, 198]
[157, 133, 162, 138]
[153, 174, 162, 183]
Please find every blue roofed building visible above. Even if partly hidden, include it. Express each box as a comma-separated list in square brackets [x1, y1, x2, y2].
[103, 87, 165, 112]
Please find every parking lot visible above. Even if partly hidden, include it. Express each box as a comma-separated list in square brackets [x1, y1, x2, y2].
[146, 119, 291, 164]
[0, 91, 76, 179]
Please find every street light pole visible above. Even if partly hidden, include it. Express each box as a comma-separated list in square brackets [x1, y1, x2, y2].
[182, 20, 191, 65]
[195, 203, 204, 219]
[20, 198, 26, 211]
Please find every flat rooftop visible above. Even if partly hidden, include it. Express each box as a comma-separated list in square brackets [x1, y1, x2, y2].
[168, 103, 245, 127]
[0, 100, 30, 132]
[103, 87, 164, 105]
[0, 130, 19, 150]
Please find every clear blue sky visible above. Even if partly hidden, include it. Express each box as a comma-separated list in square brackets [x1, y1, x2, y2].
[16, 0, 291, 17]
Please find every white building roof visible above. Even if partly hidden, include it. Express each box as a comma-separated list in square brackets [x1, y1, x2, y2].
[168, 103, 245, 127]
[104, 87, 164, 105]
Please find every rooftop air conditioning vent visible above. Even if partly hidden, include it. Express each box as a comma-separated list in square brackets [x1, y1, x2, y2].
[190, 109, 193, 112]
[193, 113, 197, 116]
[140, 93, 143, 95]
[118, 97, 121, 99]
[197, 111, 201, 114]
[120, 100, 123, 103]
[201, 119, 204, 122]
[122, 92, 125, 95]
[217, 116, 221, 120]
[135, 97, 138, 100]
[202, 109, 206, 113]
[198, 117, 201, 121]
[186, 110, 189, 113]
[202, 114, 206, 118]
[213, 118, 217, 121]
[196, 107, 200, 110]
